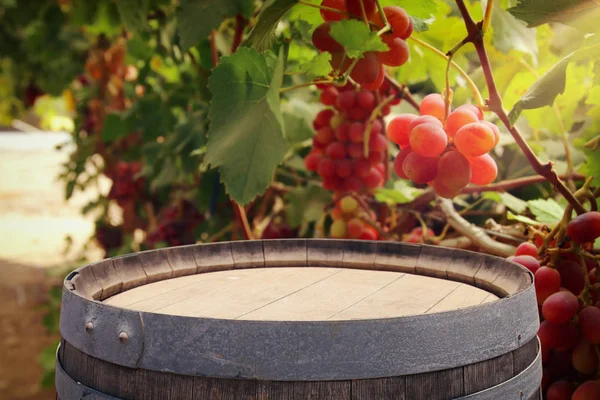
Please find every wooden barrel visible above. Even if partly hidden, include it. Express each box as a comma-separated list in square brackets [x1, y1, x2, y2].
[56, 239, 542, 400]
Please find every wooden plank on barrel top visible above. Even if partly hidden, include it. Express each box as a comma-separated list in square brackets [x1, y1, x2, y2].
[89, 259, 122, 300]
[231, 240, 265, 268]
[193, 242, 234, 273]
[137, 249, 173, 283]
[373, 241, 419, 273]
[164, 245, 198, 277]
[307, 239, 345, 267]
[341, 240, 378, 269]
[446, 250, 485, 286]
[112, 254, 147, 291]
[473, 255, 505, 296]
[264, 239, 307, 267]
[351, 377, 406, 399]
[71, 267, 102, 300]
[416, 245, 456, 279]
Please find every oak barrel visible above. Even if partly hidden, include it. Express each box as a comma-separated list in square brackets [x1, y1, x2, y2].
[56, 239, 542, 399]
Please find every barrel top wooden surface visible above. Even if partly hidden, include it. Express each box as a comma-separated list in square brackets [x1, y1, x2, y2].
[104, 267, 498, 321]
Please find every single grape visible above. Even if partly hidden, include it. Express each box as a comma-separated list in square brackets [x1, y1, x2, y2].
[377, 36, 409, 67]
[317, 157, 336, 177]
[347, 143, 364, 158]
[408, 115, 443, 132]
[368, 150, 384, 165]
[335, 159, 353, 177]
[369, 133, 388, 152]
[579, 306, 600, 344]
[349, 122, 365, 143]
[344, 175, 364, 192]
[431, 151, 471, 198]
[347, 218, 365, 239]
[336, 90, 356, 111]
[445, 108, 479, 138]
[542, 291, 579, 324]
[330, 219, 347, 238]
[331, 206, 344, 220]
[320, 0, 347, 22]
[546, 380, 573, 400]
[354, 158, 371, 177]
[572, 339, 598, 374]
[556, 259, 585, 295]
[402, 152, 439, 184]
[313, 109, 335, 129]
[350, 52, 381, 86]
[357, 58, 385, 91]
[373, 6, 412, 39]
[356, 91, 375, 110]
[347, 106, 370, 120]
[320, 86, 339, 106]
[572, 380, 600, 400]
[516, 242, 539, 258]
[409, 123, 448, 157]
[363, 167, 383, 188]
[340, 196, 359, 213]
[420, 93, 446, 121]
[468, 154, 498, 185]
[312, 22, 343, 52]
[369, 119, 383, 135]
[326, 142, 348, 159]
[566, 211, 600, 244]
[336, 121, 351, 142]
[454, 122, 496, 157]
[330, 113, 345, 131]
[344, 0, 376, 18]
[304, 152, 321, 172]
[538, 320, 561, 349]
[482, 121, 500, 146]
[510, 255, 540, 274]
[387, 114, 417, 148]
[393, 147, 412, 179]
[534, 267, 561, 304]
[315, 126, 335, 146]
[455, 104, 484, 120]
[359, 225, 378, 240]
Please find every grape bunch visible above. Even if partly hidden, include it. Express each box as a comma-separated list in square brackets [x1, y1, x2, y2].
[146, 201, 204, 247]
[508, 211, 600, 399]
[107, 161, 145, 206]
[329, 195, 379, 239]
[388, 93, 500, 198]
[313, 1, 413, 89]
[305, 83, 398, 193]
[95, 223, 123, 253]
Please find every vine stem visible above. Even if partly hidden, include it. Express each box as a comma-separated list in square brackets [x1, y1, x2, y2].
[383, 75, 420, 111]
[408, 36, 485, 108]
[453, 0, 587, 215]
[482, 0, 495, 34]
[280, 79, 334, 93]
[231, 15, 247, 53]
[210, 30, 219, 67]
[363, 94, 395, 157]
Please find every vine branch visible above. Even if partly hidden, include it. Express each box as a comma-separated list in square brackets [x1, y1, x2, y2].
[453, 0, 587, 215]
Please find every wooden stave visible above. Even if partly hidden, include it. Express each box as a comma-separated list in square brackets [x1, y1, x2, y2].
[58, 239, 539, 382]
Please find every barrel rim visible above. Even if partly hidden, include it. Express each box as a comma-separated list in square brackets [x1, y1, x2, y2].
[59, 239, 539, 381]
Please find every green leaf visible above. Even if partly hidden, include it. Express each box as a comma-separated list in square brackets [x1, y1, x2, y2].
[292, 51, 332, 78]
[329, 20, 388, 59]
[507, 211, 541, 226]
[101, 112, 134, 142]
[113, 0, 148, 33]
[382, 0, 437, 32]
[285, 184, 331, 227]
[528, 198, 565, 225]
[205, 47, 289, 205]
[151, 158, 178, 191]
[508, 53, 572, 125]
[245, 0, 299, 52]
[482, 192, 529, 214]
[489, 1, 538, 65]
[177, 0, 255, 51]
[374, 181, 424, 205]
[508, 0, 600, 32]
[284, 112, 313, 145]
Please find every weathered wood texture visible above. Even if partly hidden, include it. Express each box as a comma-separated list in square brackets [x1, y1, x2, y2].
[59, 338, 538, 400]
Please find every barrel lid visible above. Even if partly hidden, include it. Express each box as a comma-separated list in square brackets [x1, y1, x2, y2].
[59, 239, 538, 381]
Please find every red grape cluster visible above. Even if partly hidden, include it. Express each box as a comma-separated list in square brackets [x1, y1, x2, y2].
[329, 195, 379, 239]
[305, 83, 398, 193]
[508, 211, 600, 399]
[261, 217, 297, 239]
[95, 223, 123, 253]
[146, 201, 204, 247]
[388, 93, 500, 198]
[107, 161, 145, 206]
[313, 1, 412, 89]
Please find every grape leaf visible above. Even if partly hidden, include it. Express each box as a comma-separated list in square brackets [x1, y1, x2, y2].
[114, 0, 148, 33]
[283, 112, 313, 145]
[291, 51, 332, 78]
[508, 53, 572, 125]
[205, 47, 289, 205]
[374, 181, 424, 205]
[507, 211, 541, 226]
[177, 0, 255, 51]
[329, 20, 388, 59]
[285, 184, 331, 227]
[508, 0, 600, 32]
[488, 1, 538, 65]
[528, 198, 565, 225]
[102, 112, 134, 142]
[245, 0, 299, 52]
[383, 0, 437, 32]
[482, 192, 528, 214]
